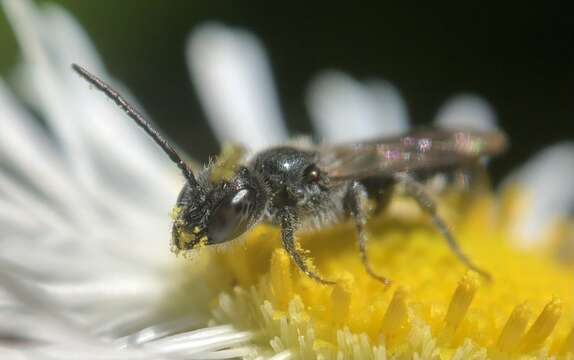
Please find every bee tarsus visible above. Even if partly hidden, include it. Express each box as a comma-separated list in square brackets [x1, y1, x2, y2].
[394, 172, 493, 281]
[345, 180, 393, 285]
[279, 208, 337, 285]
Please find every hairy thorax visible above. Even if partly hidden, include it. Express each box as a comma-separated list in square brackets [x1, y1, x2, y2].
[249, 146, 346, 229]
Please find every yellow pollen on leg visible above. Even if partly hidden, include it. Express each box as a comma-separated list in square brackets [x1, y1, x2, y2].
[496, 302, 532, 353]
[520, 298, 562, 352]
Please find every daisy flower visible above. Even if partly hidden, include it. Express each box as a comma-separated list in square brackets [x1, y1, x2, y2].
[1, 0, 574, 359]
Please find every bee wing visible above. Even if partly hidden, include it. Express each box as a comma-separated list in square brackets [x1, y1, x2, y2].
[318, 129, 508, 180]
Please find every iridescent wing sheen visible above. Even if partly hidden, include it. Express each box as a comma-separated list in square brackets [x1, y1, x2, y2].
[318, 129, 508, 180]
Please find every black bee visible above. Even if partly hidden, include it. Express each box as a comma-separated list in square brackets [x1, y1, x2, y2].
[72, 64, 508, 285]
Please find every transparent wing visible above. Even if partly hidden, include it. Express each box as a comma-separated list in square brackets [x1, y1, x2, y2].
[319, 129, 508, 180]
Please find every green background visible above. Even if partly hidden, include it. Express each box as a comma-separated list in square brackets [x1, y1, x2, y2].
[1, 1, 572, 180]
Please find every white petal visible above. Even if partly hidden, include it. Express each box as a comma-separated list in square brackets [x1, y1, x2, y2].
[307, 71, 408, 143]
[4, 0, 181, 266]
[38, 278, 164, 309]
[4, 0, 178, 237]
[140, 325, 256, 357]
[115, 316, 204, 346]
[149, 329, 253, 355]
[504, 142, 574, 247]
[0, 10, 176, 348]
[40, 4, 181, 205]
[31, 3, 177, 210]
[2, 0, 96, 187]
[366, 80, 409, 135]
[0, 2, 216, 358]
[2, 0, 114, 236]
[0, 172, 70, 234]
[188, 347, 256, 359]
[0, 269, 95, 343]
[0, 201, 37, 231]
[0, 348, 26, 360]
[269, 351, 293, 360]
[147, 325, 236, 346]
[0, 80, 99, 229]
[187, 23, 288, 151]
[434, 94, 497, 131]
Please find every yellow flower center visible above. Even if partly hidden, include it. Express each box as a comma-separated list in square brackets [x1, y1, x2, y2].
[175, 189, 574, 359]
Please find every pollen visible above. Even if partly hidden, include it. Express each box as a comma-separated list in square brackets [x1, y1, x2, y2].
[209, 143, 246, 182]
[496, 302, 531, 353]
[170, 206, 182, 220]
[380, 286, 409, 341]
[520, 298, 563, 353]
[197, 236, 209, 248]
[440, 272, 479, 346]
[330, 272, 355, 325]
[176, 188, 574, 359]
[270, 248, 293, 310]
[173, 229, 194, 252]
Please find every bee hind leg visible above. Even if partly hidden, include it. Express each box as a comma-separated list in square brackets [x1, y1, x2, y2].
[346, 181, 392, 285]
[393, 172, 492, 281]
[279, 208, 336, 285]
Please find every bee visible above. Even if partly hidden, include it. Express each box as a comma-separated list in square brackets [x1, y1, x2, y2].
[72, 64, 507, 285]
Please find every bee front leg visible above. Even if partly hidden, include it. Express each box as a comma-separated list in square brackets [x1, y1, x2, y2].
[279, 208, 336, 285]
[393, 172, 492, 281]
[345, 181, 392, 285]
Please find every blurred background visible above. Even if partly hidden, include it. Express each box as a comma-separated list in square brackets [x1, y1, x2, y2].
[0, 0, 572, 181]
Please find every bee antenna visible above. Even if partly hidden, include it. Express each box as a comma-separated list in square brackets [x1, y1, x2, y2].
[71, 64, 198, 187]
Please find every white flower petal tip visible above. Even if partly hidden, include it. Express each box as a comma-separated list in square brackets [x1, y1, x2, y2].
[434, 94, 498, 131]
[307, 70, 409, 143]
[187, 23, 288, 151]
[7, 0, 181, 212]
[40, 3, 106, 73]
[0, 1, 257, 358]
[504, 142, 574, 247]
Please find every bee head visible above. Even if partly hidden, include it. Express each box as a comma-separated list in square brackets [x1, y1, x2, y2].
[171, 167, 266, 251]
[69, 65, 265, 253]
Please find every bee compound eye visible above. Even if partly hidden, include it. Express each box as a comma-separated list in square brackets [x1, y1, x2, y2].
[303, 164, 321, 183]
[206, 188, 257, 244]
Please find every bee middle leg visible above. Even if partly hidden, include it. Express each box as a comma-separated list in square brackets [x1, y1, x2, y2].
[393, 172, 491, 280]
[278, 208, 336, 285]
[345, 180, 392, 285]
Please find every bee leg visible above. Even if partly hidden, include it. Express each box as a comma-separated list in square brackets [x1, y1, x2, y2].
[362, 177, 394, 216]
[279, 208, 336, 285]
[346, 181, 392, 285]
[393, 173, 492, 281]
